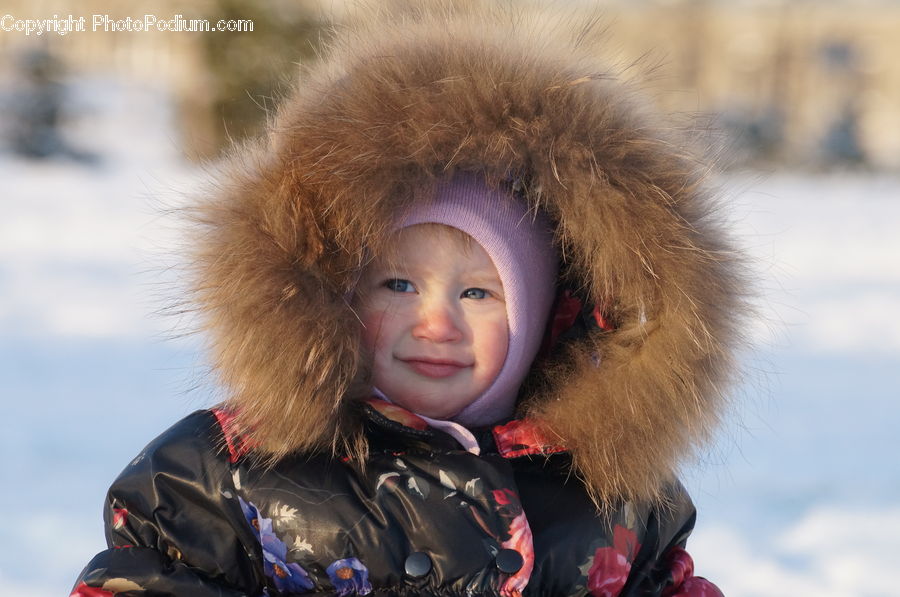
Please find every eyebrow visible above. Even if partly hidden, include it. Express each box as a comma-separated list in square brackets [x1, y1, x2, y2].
[371, 261, 502, 289]
[464, 272, 503, 288]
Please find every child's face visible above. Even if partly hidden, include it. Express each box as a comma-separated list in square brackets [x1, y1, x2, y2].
[354, 225, 508, 419]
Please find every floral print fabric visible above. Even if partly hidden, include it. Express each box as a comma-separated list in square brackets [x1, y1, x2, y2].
[238, 496, 378, 596]
[364, 397, 429, 430]
[70, 583, 116, 597]
[662, 548, 724, 597]
[71, 410, 713, 596]
[239, 497, 314, 593]
[326, 558, 373, 596]
[492, 419, 565, 459]
[491, 489, 535, 597]
[586, 525, 641, 597]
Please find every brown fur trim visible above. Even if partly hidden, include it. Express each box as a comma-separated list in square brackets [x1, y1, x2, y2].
[186, 2, 749, 503]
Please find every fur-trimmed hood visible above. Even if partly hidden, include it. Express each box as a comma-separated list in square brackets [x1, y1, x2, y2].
[188, 2, 747, 505]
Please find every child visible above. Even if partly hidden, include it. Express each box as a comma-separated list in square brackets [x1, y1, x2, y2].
[73, 4, 744, 596]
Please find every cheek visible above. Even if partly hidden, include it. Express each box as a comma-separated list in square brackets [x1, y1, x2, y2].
[479, 319, 510, 374]
[359, 307, 402, 358]
[359, 310, 386, 354]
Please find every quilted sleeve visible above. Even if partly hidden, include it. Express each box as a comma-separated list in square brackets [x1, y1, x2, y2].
[621, 481, 725, 596]
[70, 411, 265, 597]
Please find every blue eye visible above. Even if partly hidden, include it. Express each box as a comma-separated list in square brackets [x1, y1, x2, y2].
[385, 279, 415, 293]
[461, 288, 488, 299]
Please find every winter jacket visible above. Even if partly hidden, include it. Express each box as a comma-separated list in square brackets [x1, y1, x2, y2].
[73, 2, 745, 596]
[72, 400, 719, 597]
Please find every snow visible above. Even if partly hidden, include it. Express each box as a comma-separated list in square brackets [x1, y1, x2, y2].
[692, 506, 900, 597]
[679, 173, 900, 596]
[2, 78, 899, 596]
[732, 172, 900, 355]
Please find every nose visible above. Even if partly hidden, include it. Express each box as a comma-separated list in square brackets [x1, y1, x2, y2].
[412, 299, 464, 343]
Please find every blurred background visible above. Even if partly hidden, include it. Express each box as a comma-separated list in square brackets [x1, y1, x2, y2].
[1, 1, 898, 595]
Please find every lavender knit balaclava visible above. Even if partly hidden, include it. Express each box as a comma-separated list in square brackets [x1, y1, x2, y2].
[398, 173, 559, 426]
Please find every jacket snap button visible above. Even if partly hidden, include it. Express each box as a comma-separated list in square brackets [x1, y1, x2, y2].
[494, 548, 523, 574]
[404, 551, 432, 578]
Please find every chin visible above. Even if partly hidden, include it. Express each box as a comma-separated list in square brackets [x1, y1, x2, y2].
[394, 393, 470, 421]
[403, 402, 457, 420]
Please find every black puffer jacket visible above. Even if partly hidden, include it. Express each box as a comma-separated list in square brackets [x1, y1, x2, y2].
[74, 2, 746, 595]
[73, 403, 706, 597]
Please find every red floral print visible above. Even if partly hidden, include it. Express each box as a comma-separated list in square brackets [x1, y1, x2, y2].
[611, 525, 640, 561]
[211, 407, 252, 463]
[664, 546, 694, 590]
[70, 582, 116, 597]
[587, 547, 630, 597]
[666, 577, 725, 597]
[492, 419, 565, 459]
[662, 548, 724, 597]
[112, 508, 128, 530]
[538, 289, 615, 356]
[491, 489, 535, 597]
[492, 488, 513, 506]
[365, 398, 429, 430]
[500, 510, 533, 597]
[587, 525, 641, 597]
[592, 305, 612, 330]
[542, 290, 583, 351]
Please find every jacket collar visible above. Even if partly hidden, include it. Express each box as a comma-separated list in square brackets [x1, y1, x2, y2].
[363, 398, 566, 458]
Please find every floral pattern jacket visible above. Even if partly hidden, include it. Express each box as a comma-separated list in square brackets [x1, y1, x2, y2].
[72, 400, 722, 597]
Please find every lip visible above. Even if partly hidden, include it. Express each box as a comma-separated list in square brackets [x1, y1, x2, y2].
[399, 357, 470, 379]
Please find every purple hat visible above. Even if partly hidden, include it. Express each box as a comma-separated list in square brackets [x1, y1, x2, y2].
[398, 173, 559, 426]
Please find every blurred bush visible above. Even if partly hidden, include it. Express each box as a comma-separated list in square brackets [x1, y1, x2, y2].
[196, 0, 329, 151]
[1, 0, 898, 170]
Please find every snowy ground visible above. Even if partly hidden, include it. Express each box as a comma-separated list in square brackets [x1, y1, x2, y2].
[2, 79, 899, 596]
[685, 173, 900, 597]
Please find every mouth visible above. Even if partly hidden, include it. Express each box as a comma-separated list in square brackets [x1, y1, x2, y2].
[399, 357, 470, 379]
